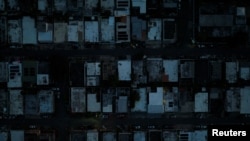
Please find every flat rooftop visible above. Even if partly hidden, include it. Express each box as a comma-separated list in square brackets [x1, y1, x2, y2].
[71, 87, 86, 113]
[133, 131, 146, 141]
[8, 61, 22, 88]
[240, 62, 250, 80]
[131, 88, 147, 112]
[24, 94, 38, 115]
[117, 96, 128, 113]
[0, 132, 8, 141]
[240, 87, 250, 114]
[85, 21, 99, 42]
[37, 21, 53, 43]
[0, 0, 5, 11]
[70, 131, 86, 141]
[0, 62, 7, 82]
[0, 90, 7, 114]
[10, 130, 24, 141]
[163, 131, 178, 141]
[194, 92, 208, 112]
[87, 62, 101, 76]
[193, 130, 207, 141]
[132, 0, 146, 14]
[87, 93, 101, 112]
[22, 16, 37, 44]
[148, 19, 162, 40]
[101, 0, 114, 9]
[38, 0, 48, 11]
[131, 17, 146, 41]
[68, 21, 84, 42]
[54, 22, 67, 43]
[147, 58, 163, 82]
[180, 61, 195, 79]
[7, 0, 18, 10]
[9, 90, 23, 115]
[148, 87, 164, 113]
[163, 19, 176, 41]
[199, 15, 234, 27]
[103, 132, 116, 141]
[86, 130, 98, 141]
[102, 88, 116, 113]
[118, 60, 131, 81]
[225, 88, 240, 112]
[101, 17, 115, 42]
[54, 0, 66, 11]
[38, 90, 54, 114]
[8, 20, 22, 43]
[226, 62, 238, 83]
[132, 60, 147, 85]
[163, 60, 179, 82]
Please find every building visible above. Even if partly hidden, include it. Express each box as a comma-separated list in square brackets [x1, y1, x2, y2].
[6, 0, 19, 11]
[147, 58, 163, 82]
[225, 88, 240, 112]
[131, 17, 146, 41]
[115, 13, 130, 43]
[240, 87, 250, 114]
[132, 60, 147, 86]
[8, 61, 22, 88]
[102, 88, 116, 113]
[131, 0, 146, 14]
[164, 87, 179, 112]
[87, 130, 98, 141]
[0, 16, 7, 45]
[10, 130, 24, 141]
[131, 88, 147, 112]
[54, 0, 66, 11]
[70, 87, 86, 113]
[162, 131, 178, 141]
[103, 132, 116, 141]
[210, 61, 222, 81]
[101, 0, 114, 15]
[101, 56, 117, 81]
[0, 0, 5, 11]
[149, 130, 162, 141]
[37, 16, 53, 43]
[37, 61, 49, 85]
[118, 132, 132, 141]
[101, 17, 115, 42]
[22, 60, 38, 84]
[194, 92, 208, 113]
[0, 89, 8, 115]
[147, 18, 162, 41]
[133, 131, 146, 141]
[0, 131, 8, 141]
[118, 60, 131, 81]
[117, 96, 128, 113]
[225, 61, 238, 83]
[54, 22, 67, 43]
[22, 16, 37, 44]
[69, 62, 85, 86]
[87, 93, 101, 112]
[24, 94, 39, 116]
[84, 0, 98, 16]
[68, 19, 84, 43]
[38, 0, 48, 12]
[9, 89, 23, 115]
[70, 130, 86, 141]
[86, 62, 101, 86]
[8, 19, 22, 44]
[85, 18, 99, 43]
[38, 90, 54, 114]
[0, 62, 8, 82]
[148, 87, 164, 114]
[163, 19, 177, 43]
[239, 62, 250, 80]
[162, 60, 179, 82]
[180, 60, 195, 79]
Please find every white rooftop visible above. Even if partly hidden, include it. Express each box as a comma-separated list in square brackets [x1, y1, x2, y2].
[38, 90, 54, 113]
[225, 88, 240, 112]
[71, 87, 86, 113]
[101, 17, 115, 42]
[148, 19, 162, 40]
[87, 130, 99, 141]
[240, 87, 250, 114]
[8, 61, 22, 88]
[54, 22, 67, 43]
[118, 60, 131, 81]
[103, 132, 116, 141]
[37, 74, 49, 85]
[38, 0, 47, 11]
[22, 16, 37, 44]
[85, 21, 99, 42]
[9, 90, 23, 115]
[148, 87, 164, 113]
[87, 93, 101, 112]
[68, 21, 83, 42]
[163, 60, 179, 82]
[0, 132, 8, 141]
[132, 0, 146, 14]
[134, 131, 146, 141]
[87, 62, 101, 76]
[194, 92, 208, 112]
[8, 20, 22, 43]
[131, 88, 147, 112]
[10, 130, 24, 141]
[226, 62, 238, 83]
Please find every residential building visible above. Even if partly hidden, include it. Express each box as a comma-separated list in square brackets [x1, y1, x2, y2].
[84, 18, 99, 43]
[118, 132, 132, 141]
[131, 88, 147, 112]
[10, 130, 24, 141]
[162, 131, 178, 141]
[0, 62, 8, 82]
[54, 0, 66, 11]
[37, 16, 53, 43]
[8, 19, 22, 44]
[7, 61, 22, 88]
[37, 61, 49, 85]
[68, 18, 84, 43]
[115, 12, 130, 43]
[0, 0, 5, 11]
[116, 87, 130, 113]
[225, 61, 238, 83]
[102, 88, 116, 113]
[87, 93, 101, 112]
[22, 60, 38, 84]
[84, 0, 98, 16]
[239, 62, 250, 80]
[69, 62, 85, 86]
[38, 90, 54, 114]
[163, 18, 177, 43]
[149, 130, 162, 141]
[240, 87, 250, 114]
[103, 132, 116, 141]
[162, 60, 179, 82]
[132, 60, 147, 86]
[38, 0, 48, 12]
[148, 87, 164, 114]
[180, 60, 195, 79]
[24, 93, 39, 116]
[0, 16, 7, 45]
[131, 17, 147, 41]
[118, 60, 131, 81]
[194, 91, 208, 113]
[101, 0, 114, 15]
[0, 131, 8, 141]
[87, 130, 98, 141]
[225, 88, 240, 112]
[70, 87, 86, 113]
[146, 58, 163, 82]
[9, 90, 23, 115]
[164, 87, 179, 112]
[101, 17, 115, 42]
[133, 131, 146, 141]
[0, 89, 8, 115]
[54, 22, 67, 43]
[70, 130, 86, 141]
[147, 18, 162, 41]
[22, 16, 37, 45]
[86, 62, 101, 86]
[131, 0, 146, 14]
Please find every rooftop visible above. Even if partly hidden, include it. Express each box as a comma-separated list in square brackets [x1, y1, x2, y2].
[133, 131, 146, 141]
[102, 88, 116, 113]
[148, 19, 162, 40]
[54, 0, 66, 11]
[131, 17, 147, 41]
[9, 90, 23, 115]
[8, 61, 22, 88]
[38, 90, 54, 114]
[38, 0, 48, 11]
[225, 88, 240, 112]
[0, 132, 8, 141]
[164, 88, 179, 112]
[86, 130, 98, 141]
[163, 131, 178, 141]
[149, 131, 162, 141]
[71, 87, 86, 113]
[116, 15, 130, 43]
[101, 17, 115, 42]
[199, 15, 234, 27]
[54, 22, 67, 43]
[24, 94, 38, 115]
[147, 58, 163, 82]
[210, 61, 222, 80]
[22, 60, 38, 83]
[0, 62, 7, 82]
[132, 0, 146, 14]
[68, 20, 84, 42]
[70, 130, 86, 141]
[0, 90, 8, 114]
[132, 60, 147, 85]
[226, 61, 238, 83]
[117, 96, 128, 113]
[10, 130, 24, 141]
[101, 0, 114, 10]
[180, 61, 195, 79]
[87, 93, 101, 112]
[103, 132, 116, 141]
[85, 20, 99, 43]
[69, 62, 85, 86]
[102, 57, 117, 80]
[118, 60, 131, 81]
[7, 0, 19, 11]
[240, 87, 250, 114]
[8, 19, 22, 43]
[193, 130, 207, 141]
[239, 62, 250, 80]
[163, 0, 178, 8]
[194, 92, 208, 112]
[131, 88, 147, 112]
[162, 60, 179, 82]
[84, 0, 98, 15]
[22, 16, 37, 44]
[37, 19, 53, 43]
[87, 62, 101, 76]
[148, 87, 164, 113]
[118, 132, 132, 141]
[163, 19, 177, 42]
